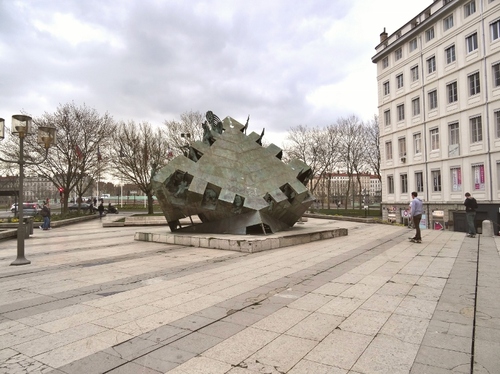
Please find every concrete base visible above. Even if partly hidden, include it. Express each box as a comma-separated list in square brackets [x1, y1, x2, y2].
[0, 229, 17, 240]
[124, 216, 167, 225]
[134, 221, 348, 253]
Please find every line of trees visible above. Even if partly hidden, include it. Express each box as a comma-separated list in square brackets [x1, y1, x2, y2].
[283, 115, 380, 209]
[0, 104, 208, 214]
[0, 103, 380, 214]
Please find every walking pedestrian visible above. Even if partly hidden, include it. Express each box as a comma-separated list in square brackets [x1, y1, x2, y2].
[40, 202, 51, 230]
[409, 192, 423, 243]
[464, 192, 478, 238]
[97, 200, 105, 219]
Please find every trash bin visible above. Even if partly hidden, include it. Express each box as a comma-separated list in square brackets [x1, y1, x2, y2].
[432, 210, 445, 230]
[23, 217, 34, 238]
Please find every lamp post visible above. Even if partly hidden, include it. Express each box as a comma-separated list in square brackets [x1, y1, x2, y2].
[0, 115, 57, 266]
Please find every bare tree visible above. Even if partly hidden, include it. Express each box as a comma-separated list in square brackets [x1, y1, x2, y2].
[322, 124, 342, 208]
[364, 115, 381, 181]
[284, 124, 341, 208]
[284, 125, 322, 193]
[0, 159, 18, 177]
[3, 103, 115, 212]
[163, 110, 205, 155]
[110, 121, 170, 214]
[336, 115, 366, 209]
[284, 115, 379, 210]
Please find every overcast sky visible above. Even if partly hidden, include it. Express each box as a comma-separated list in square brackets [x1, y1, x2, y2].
[1, 0, 431, 145]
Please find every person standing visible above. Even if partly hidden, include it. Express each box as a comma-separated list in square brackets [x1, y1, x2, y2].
[409, 191, 423, 243]
[97, 200, 105, 219]
[40, 202, 51, 230]
[464, 192, 478, 238]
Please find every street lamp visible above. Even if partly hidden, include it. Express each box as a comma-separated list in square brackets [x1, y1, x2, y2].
[0, 115, 57, 266]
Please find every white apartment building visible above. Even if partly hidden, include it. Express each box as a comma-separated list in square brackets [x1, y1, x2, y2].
[372, 0, 500, 232]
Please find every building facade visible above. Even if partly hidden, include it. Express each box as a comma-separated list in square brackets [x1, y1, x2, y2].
[0, 175, 56, 205]
[372, 0, 500, 231]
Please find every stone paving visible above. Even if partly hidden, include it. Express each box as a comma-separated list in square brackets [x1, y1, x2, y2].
[0, 216, 499, 373]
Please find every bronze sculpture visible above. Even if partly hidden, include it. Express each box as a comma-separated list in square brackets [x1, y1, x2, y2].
[152, 112, 314, 234]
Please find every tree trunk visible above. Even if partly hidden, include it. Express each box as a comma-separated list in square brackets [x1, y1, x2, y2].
[327, 176, 331, 209]
[147, 194, 154, 215]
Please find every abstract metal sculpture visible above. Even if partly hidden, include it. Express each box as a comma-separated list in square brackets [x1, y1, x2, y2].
[152, 112, 315, 234]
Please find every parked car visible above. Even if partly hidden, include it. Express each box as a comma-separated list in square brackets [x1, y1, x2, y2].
[68, 203, 94, 212]
[14, 203, 40, 217]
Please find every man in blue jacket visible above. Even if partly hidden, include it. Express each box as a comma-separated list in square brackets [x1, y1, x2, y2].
[409, 191, 423, 243]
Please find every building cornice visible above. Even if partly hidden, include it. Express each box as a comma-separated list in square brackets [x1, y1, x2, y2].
[372, 0, 463, 63]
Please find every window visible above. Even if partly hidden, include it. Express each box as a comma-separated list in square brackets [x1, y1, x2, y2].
[443, 14, 454, 31]
[385, 141, 393, 160]
[395, 48, 402, 61]
[430, 128, 439, 150]
[428, 90, 438, 110]
[470, 116, 482, 142]
[382, 56, 389, 69]
[409, 38, 417, 52]
[464, 1, 476, 17]
[411, 66, 419, 82]
[412, 97, 420, 116]
[445, 45, 456, 64]
[397, 104, 405, 121]
[426, 27, 435, 42]
[415, 172, 424, 193]
[427, 56, 436, 74]
[447, 81, 458, 103]
[413, 133, 422, 154]
[449, 122, 460, 145]
[491, 19, 500, 41]
[472, 164, 485, 191]
[466, 33, 478, 53]
[401, 174, 408, 193]
[495, 110, 500, 138]
[387, 175, 394, 194]
[451, 167, 462, 192]
[398, 137, 406, 158]
[384, 109, 391, 126]
[494, 63, 500, 87]
[468, 72, 480, 96]
[396, 74, 404, 89]
[383, 81, 390, 95]
[432, 170, 442, 192]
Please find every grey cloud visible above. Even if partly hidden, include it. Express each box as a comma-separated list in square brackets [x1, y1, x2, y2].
[1, 0, 379, 143]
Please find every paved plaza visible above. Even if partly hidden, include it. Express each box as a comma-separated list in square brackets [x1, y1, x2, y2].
[0, 216, 499, 373]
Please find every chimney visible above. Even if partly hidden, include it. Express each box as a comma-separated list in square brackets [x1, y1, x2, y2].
[380, 28, 388, 43]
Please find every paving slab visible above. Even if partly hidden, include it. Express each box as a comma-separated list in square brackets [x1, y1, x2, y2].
[0, 217, 499, 373]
